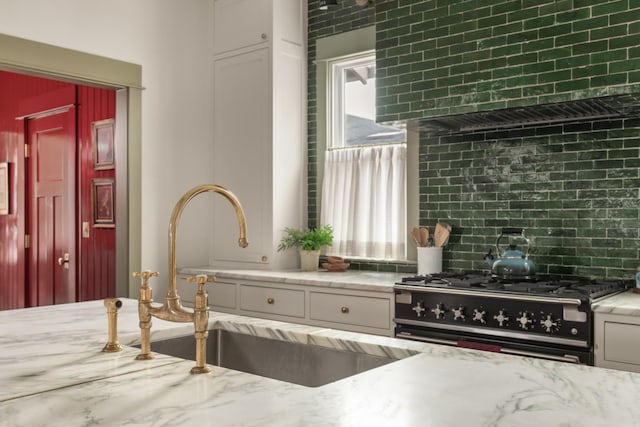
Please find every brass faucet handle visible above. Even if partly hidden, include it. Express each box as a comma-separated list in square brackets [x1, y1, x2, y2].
[133, 270, 159, 279]
[132, 270, 159, 287]
[186, 274, 216, 286]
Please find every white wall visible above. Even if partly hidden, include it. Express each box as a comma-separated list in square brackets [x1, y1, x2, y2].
[0, 0, 216, 298]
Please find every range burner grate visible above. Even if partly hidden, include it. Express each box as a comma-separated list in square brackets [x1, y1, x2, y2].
[399, 272, 630, 299]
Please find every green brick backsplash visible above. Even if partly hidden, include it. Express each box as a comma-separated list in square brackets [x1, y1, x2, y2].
[375, 0, 640, 123]
[421, 118, 640, 281]
[308, 2, 640, 278]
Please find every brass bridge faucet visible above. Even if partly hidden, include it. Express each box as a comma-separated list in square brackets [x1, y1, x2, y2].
[133, 184, 248, 374]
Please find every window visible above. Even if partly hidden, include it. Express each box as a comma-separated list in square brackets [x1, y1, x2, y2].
[320, 51, 407, 260]
[328, 53, 406, 149]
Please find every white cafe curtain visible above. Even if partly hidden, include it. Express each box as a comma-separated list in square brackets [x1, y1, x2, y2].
[320, 143, 406, 259]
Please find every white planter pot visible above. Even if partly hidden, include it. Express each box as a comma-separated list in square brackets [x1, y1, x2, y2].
[299, 249, 320, 272]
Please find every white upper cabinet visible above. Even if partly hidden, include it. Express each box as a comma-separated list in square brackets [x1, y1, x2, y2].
[213, 0, 303, 55]
[210, 0, 306, 270]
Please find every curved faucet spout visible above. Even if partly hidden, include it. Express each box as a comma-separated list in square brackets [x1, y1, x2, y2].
[167, 184, 248, 303]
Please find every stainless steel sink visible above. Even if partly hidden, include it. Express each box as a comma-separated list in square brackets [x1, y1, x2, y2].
[139, 329, 403, 387]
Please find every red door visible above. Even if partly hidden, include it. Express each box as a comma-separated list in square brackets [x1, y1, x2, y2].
[26, 107, 77, 306]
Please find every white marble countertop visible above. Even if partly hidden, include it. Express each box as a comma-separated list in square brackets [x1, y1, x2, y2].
[593, 288, 640, 316]
[3, 299, 640, 426]
[179, 267, 407, 292]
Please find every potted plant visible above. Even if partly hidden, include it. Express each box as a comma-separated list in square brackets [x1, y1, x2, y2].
[277, 225, 334, 271]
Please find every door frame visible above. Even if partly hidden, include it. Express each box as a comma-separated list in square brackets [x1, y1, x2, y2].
[0, 33, 142, 299]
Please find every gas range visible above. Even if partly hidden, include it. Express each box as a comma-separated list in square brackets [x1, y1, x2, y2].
[394, 272, 630, 364]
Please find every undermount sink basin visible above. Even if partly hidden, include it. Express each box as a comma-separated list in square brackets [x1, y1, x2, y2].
[139, 329, 404, 387]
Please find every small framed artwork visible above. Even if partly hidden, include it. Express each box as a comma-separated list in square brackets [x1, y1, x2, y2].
[0, 162, 8, 215]
[92, 178, 115, 227]
[93, 119, 115, 170]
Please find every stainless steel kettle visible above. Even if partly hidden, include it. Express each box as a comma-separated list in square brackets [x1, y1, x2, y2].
[484, 227, 536, 281]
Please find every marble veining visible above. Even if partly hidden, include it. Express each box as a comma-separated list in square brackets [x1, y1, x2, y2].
[179, 267, 406, 292]
[3, 299, 640, 426]
[592, 289, 640, 316]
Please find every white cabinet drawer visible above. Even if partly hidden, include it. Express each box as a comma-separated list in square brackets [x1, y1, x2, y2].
[208, 281, 237, 309]
[309, 292, 390, 330]
[603, 321, 640, 365]
[240, 285, 304, 318]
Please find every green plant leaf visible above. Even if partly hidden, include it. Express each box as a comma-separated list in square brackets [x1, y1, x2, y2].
[277, 225, 333, 252]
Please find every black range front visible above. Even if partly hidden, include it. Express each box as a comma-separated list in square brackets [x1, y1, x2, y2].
[393, 275, 627, 365]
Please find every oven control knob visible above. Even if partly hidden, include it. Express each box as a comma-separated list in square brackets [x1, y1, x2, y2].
[517, 312, 533, 330]
[493, 310, 510, 327]
[542, 314, 559, 333]
[472, 308, 486, 324]
[412, 301, 426, 318]
[431, 303, 447, 320]
[452, 306, 465, 321]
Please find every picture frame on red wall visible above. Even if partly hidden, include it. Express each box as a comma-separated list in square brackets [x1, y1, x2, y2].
[92, 119, 115, 170]
[92, 178, 115, 227]
[0, 162, 8, 215]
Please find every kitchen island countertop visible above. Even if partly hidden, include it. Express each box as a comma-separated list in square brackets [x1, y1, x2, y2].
[2, 298, 640, 426]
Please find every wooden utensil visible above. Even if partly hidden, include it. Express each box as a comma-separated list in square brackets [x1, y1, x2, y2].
[439, 222, 451, 246]
[434, 222, 450, 247]
[419, 227, 430, 247]
[411, 227, 422, 247]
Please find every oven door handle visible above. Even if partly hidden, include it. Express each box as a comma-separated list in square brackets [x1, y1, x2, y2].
[396, 332, 458, 346]
[499, 348, 581, 364]
[396, 332, 582, 364]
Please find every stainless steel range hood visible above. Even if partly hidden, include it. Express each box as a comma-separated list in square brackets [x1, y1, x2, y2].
[414, 94, 640, 133]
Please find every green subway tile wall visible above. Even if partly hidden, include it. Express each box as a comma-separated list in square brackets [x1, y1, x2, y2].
[422, 118, 640, 280]
[375, 0, 640, 122]
[308, 1, 640, 279]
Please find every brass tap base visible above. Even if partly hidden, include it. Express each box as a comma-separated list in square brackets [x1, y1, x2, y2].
[135, 353, 155, 361]
[190, 366, 211, 374]
[102, 343, 123, 353]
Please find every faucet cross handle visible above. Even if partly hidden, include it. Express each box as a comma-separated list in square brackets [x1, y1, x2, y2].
[133, 270, 159, 288]
[187, 274, 216, 289]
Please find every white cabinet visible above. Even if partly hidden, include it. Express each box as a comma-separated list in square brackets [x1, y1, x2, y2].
[209, 280, 237, 310]
[240, 284, 305, 318]
[210, 0, 306, 271]
[595, 312, 640, 372]
[196, 277, 394, 336]
[213, 0, 271, 54]
[309, 292, 390, 331]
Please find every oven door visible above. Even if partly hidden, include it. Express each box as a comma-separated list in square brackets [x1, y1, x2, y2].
[395, 323, 593, 365]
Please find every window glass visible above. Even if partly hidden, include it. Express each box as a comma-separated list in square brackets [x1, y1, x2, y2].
[330, 54, 406, 149]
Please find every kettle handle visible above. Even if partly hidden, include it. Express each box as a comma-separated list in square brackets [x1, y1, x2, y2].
[496, 228, 530, 258]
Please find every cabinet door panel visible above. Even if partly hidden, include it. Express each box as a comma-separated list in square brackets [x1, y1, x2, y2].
[209, 281, 237, 309]
[214, 0, 270, 54]
[310, 292, 390, 330]
[604, 321, 640, 365]
[212, 48, 271, 265]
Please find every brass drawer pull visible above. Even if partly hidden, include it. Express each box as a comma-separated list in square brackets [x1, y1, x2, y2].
[267, 297, 275, 304]
[341, 306, 349, 314]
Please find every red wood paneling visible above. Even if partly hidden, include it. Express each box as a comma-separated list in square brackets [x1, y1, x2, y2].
[0, 70, 116, 310]
[77, 86, 116, 302]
